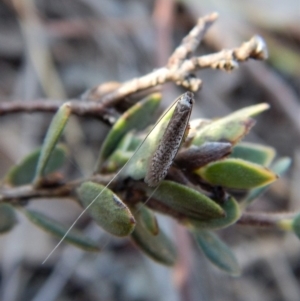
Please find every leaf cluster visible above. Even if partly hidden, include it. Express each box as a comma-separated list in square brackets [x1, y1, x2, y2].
[0, 93, 293, 275]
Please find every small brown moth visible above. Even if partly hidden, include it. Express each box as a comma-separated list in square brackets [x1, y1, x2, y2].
[145, 91, 194, 187]
[42, 92, 194, 263]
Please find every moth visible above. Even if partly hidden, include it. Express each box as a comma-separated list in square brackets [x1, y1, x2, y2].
[42, 91, 194, 263]
[145, 91, 194, 186]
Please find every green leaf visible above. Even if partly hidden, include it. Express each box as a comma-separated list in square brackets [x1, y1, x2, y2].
[230, 142, 275, 166]
[34, 102, 71, 185]
[5, 145, 67, 186]
[102, 150, 133, 173]
[226, 103, 270, 119]
[196, 158, 277, 189]
[292, 214, 300, 239]
[192, 103, 269, 146]
[270, 157, 292, 175]
[115, 131, 136, 152]
[267, 36, 300, 76]
[117, 131, 143, 152]
[185, 196, 240, 230]
[96, 93, 161, 170]
[126, 133, 144, 152]
[242, 157, 291, 207]
[23, 209, 99, 251]
[148, 180, 225, 220]
[131, 208, 177, 266]
[137, 203, 159, 235]
[0, 203, 17, 234]
[193, 230, 240, 276]
[77, 182, 135, 237]
[124, 99, 179, 181]
[101, 131, 142, 172]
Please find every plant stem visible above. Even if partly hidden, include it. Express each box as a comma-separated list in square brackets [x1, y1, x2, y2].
[237, 212, 296, 228]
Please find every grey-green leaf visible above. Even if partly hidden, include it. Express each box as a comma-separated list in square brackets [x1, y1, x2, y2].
[34, 102, 71, 185]
[5, 145, 67, 186]
[131, 209, 177, 266]
[77, 181, 135, 237]
[96, 93, 161, 170]
[0, 203, 17, 234]
[148, 180, 224, 220]
[271, 157, 292, 175]
[185, 196, 240, 230]
[192, 103, 269, 147]
[102, 150, 133, 173]
[137, 203, 159, 235]
[196, 158, 277, 189]
[23, 209, 99, 251]
[193, 230, 240, 276]
[292, 213, 300, 239]
[230, 142, 275, 166]
[242, 157, 291, 207]
[228, 103, 270, 119]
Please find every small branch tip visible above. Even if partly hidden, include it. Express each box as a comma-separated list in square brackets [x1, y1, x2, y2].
[253, 35, 268, 60]
[210, 12, 219, 20]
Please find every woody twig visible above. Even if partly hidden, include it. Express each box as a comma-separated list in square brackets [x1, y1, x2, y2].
[0, 13, 267, 121]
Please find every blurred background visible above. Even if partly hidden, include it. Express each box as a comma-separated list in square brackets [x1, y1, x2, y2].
[0, 0, 299, 300]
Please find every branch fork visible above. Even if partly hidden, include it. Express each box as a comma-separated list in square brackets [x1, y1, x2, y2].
[0, 13, 267, 121]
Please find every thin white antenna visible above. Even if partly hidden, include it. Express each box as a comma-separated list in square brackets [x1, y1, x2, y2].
[42, 94, 184, 264]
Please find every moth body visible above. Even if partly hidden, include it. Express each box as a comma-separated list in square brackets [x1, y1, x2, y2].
[145, 92, 194, 187]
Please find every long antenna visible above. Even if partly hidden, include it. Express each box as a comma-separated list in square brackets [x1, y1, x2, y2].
[42, 94, 183, 264]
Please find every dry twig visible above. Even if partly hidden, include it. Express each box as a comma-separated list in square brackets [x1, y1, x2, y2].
[0, 13, 267, 121]
[0, 99, 118, 125]
[0, 173, 114, 202]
